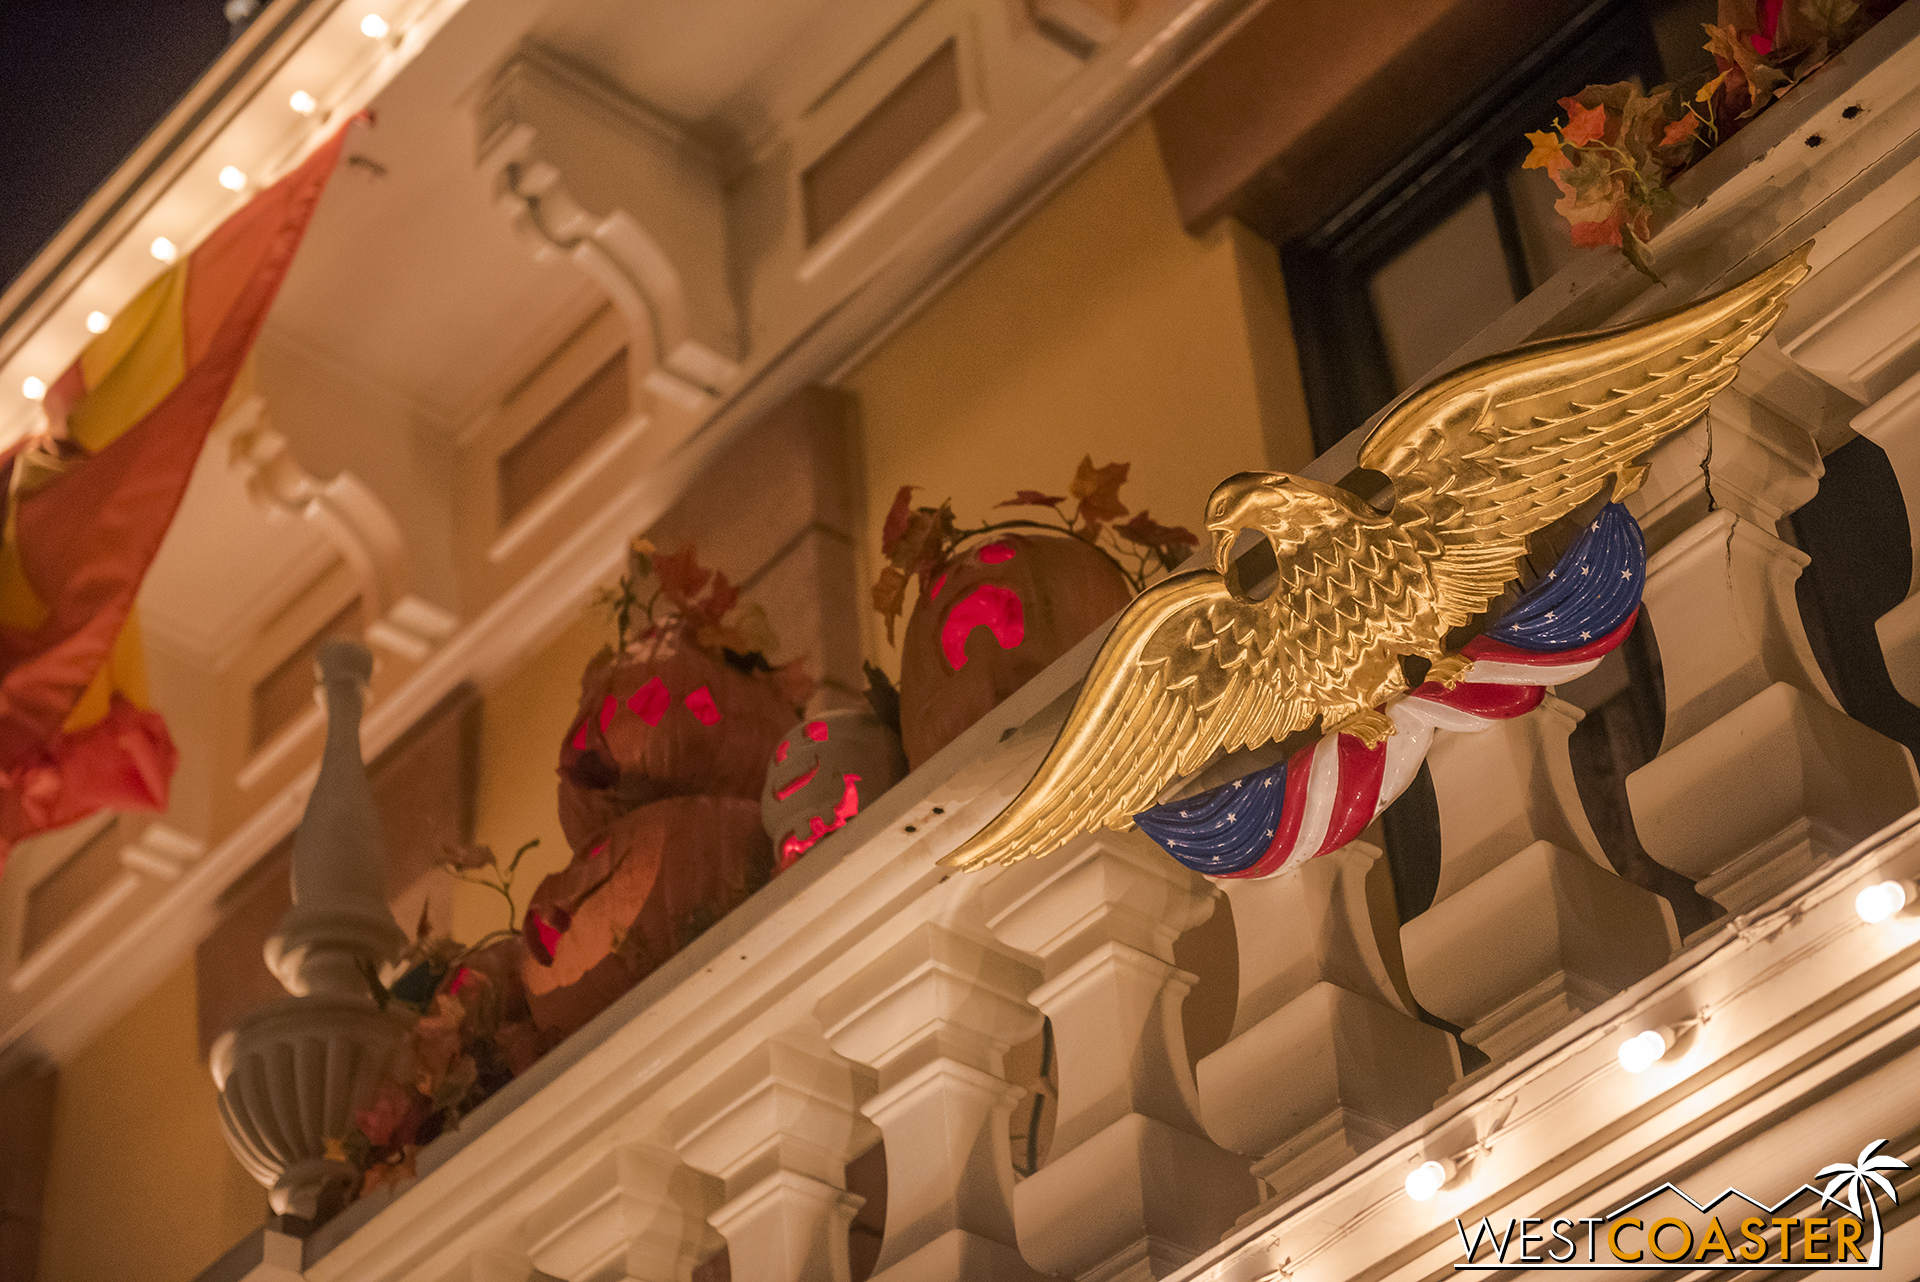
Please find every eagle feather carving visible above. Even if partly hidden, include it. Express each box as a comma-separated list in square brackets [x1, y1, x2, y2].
[941, 247, 1810, 871]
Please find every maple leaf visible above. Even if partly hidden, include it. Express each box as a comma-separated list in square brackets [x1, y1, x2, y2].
[881, 485, 917, 557]
[696, 569, 739, 627]
[1551, 148, 1622, 228]
[1522, 130, 1570, 174]
[871, 565, 910, 645]
[1659, 111, 1703, 149]
[1619, 85, 1674, 159]
[1703, 22, 1791, 118]
[1560, 98, 1611, 148]
[1569, 209, 1626, 249]
[997, 490, 1068, 509]
[1114, 511, 1199, 552]
[1069, 456, 1129, 529]
[651, 544, 712, 613]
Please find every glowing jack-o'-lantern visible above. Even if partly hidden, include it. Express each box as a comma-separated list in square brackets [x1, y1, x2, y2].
[521, 794, 772, 1037]
[898, 534, 1132, 768]
[558, 629, 797, 851]
[761, 709, 908, 870]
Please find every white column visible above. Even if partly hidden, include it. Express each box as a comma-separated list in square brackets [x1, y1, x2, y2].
[1626, 396, 1920, 916]
[671, 1035, 877, 1282]
[982, 831, 1256, 1280]
[1402, 696, 1677, 1064]
[1197, 841, 1457, 1206]
[816, 923, 1049, 1282]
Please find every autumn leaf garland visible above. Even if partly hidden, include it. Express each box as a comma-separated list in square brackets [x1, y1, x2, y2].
[872, 455, 1199, 644]
[594, 536, 813, 710]
[1524, 0, 1880, 280]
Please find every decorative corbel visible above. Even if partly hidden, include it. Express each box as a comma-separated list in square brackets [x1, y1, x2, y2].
[225, 395, 457, 663]
[475, 49, 741, 414]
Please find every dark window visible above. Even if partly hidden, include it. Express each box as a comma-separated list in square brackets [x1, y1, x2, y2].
[1278, 0, 1708, 454]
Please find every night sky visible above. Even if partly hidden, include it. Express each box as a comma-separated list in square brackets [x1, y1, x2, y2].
[0, 0, 232, 294]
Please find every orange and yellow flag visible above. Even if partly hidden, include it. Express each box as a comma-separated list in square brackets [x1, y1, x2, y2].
[0, 122, 351, 865]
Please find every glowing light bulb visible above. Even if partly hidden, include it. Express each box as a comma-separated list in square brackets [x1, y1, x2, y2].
[289, 90, 318, 115]
[21, 377, 46, 401]
[360, 13, 389, 37]
[1405, 1159, 1453, 1202]
[86, 311, 110, 334]
[1856, 880, 1911, 924]
[219, 166, 248, 191]
[1618, 1027, 1674, 1073]
[151, 237, 178, 263]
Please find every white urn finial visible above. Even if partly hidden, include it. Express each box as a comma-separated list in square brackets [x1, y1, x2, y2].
[265, 640, 407, 994]
[212, 640, 413, 1221]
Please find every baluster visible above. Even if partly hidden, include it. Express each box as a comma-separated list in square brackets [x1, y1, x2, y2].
[1401, 696, 1677, 1065]
[618, 1145, 725, 1282]
[981, 830, 1256, 1279]
[1626, 393, 1920, 916]
[521, 1144, 719, 1282]
[1196, 840, 1458, 1205]
[1853, 371, 1920, 703]
[816, 922, 1049, 1282]
[671, 1035, 877, 1282]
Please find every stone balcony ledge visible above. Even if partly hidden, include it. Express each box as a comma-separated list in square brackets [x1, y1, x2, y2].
[196, 10, 1920, 1280]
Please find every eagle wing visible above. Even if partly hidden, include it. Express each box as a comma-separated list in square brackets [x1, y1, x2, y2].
[938, 570, 1313, 870]
[1361, 247, 1810, 630]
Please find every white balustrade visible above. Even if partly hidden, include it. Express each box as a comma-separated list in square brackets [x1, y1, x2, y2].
[1403, 695, 1677, 1065]
[982, 831, 1256, 1279]
[1626, 392, 1920, 916]
[816, 922, 1049, 1282]
[1855, 370, 1920, 703]
[671, 1035, 877, 1282]
[1197, 841, 1457, 1205]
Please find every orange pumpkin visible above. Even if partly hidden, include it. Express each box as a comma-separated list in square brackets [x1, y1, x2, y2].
[898, 534, 1133, 768]
[558, 630, 797, 851]
[521, 795, 771, 1038]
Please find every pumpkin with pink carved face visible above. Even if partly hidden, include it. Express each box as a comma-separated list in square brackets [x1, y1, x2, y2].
[557, 629, 798, 851]
[898, 534, 1133, 768]
[761, 709, 907, 871]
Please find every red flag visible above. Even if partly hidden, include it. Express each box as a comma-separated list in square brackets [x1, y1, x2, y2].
[0, 122, 352, 866]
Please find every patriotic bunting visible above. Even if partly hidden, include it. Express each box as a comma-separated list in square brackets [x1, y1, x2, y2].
[1136, 503, 1646, 880]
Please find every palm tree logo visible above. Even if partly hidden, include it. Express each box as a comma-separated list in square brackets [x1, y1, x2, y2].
[1816, 1140, 1908, 1267]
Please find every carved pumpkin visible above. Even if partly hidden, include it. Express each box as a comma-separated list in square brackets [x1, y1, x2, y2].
[522, 795, 771, 1038]
[761, 709, 908, 871]
[898, 534, 1133, 767]
[557, 630, 797, 851]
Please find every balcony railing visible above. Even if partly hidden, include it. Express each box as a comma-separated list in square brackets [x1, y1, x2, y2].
[202, 9, 1920, 1281]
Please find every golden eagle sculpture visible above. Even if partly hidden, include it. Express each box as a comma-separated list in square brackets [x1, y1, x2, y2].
[941, 247, 1810, 873]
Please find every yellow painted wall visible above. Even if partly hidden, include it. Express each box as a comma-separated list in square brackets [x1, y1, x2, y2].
[451, 119, 1321, 951]
[454, 605, 611, 944]
[38, 960, 267, 1282]
[845, 120, 1313, 672]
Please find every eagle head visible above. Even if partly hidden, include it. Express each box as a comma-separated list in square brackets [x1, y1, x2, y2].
[1206, 472, 1389, 573]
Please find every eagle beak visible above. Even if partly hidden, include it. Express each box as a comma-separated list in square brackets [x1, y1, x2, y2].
[1212, 527, 1235, 575]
